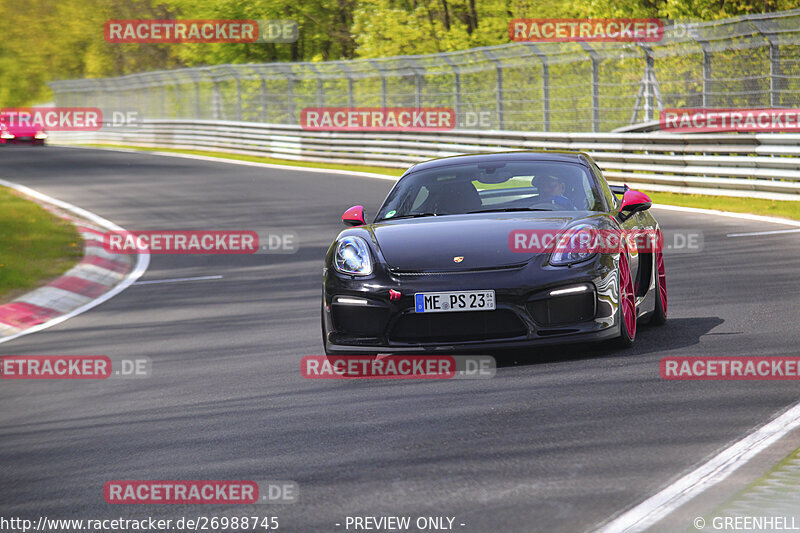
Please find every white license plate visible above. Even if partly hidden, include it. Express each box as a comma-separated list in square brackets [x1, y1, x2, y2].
[414, 290, 495, 313]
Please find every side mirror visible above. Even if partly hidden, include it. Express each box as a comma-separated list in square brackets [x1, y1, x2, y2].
[617, 189, 652, 222]
[342, 205, 366, 226]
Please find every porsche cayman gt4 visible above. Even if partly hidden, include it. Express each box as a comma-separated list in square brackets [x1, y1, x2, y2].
[322, 151, 667, 355]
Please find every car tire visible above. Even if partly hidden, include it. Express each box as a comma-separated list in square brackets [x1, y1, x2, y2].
[615, 252, 636, 348]
[649, 250, 667, 326]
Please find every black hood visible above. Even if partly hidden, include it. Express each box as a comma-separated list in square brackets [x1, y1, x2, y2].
[370, 212, 593, 271]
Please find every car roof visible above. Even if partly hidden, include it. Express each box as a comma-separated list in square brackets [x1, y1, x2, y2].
[405, 150, 593, 174]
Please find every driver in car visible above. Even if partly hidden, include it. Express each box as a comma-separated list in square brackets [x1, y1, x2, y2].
[533, 175, 575, 210]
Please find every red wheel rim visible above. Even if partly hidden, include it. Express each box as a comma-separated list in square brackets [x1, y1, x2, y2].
[656, 250, 667, 315]
[620, 253, 636, 339]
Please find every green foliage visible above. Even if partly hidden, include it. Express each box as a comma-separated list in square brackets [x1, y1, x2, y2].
[659, 0, 800, 20]
[2, 0, 798, 106]
[0, 0, 181, 105]
[0, 187, 83, 302]
[158, 0, 357, 64]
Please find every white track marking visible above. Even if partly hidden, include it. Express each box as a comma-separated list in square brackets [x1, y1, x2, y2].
[652, 203, 800, 228]
[594, 403, 800, 532]
[0, 178, 149, 345]
[133, 275, 223, 286]
[727, 228, 800, 237]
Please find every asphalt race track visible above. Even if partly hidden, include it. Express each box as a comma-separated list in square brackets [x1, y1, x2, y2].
[2, 145, 800, 532]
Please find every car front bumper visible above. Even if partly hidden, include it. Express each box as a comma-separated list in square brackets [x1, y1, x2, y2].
[323, 255, 621, 354]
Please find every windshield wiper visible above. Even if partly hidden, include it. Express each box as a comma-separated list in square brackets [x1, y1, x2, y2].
[466, 207, 554, 213]
[386, 212, 439, 220]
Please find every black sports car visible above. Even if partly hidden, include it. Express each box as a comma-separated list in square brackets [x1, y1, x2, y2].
[322, 151, 667, 354]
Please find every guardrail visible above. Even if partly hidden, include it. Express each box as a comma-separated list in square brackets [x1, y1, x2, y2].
[49, 120, 800, 201]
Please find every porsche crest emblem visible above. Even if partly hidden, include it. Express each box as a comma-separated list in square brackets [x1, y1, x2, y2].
[453, 256, 464, 263]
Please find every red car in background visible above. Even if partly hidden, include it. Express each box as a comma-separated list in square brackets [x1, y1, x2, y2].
[0, 114, 47, 145]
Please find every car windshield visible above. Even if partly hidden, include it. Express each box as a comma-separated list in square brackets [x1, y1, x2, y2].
[375, 160, 603, 221]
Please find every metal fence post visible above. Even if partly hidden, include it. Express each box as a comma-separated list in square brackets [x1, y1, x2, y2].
[339, 63, 355, 107]
[165, 72, 181, 119]
[214, 81, 222, 120]
[308, 64, 324, 107]
[770, 43, 781, 107]
[407, 59, 423, 108]
[441, 55, 461, 128]
[527, 44, 550, 132]
[286, 66, 296, 123]
[95, 78, 108, 121]
[699, 40, 712, 108]
[483, 49, 504, 130]
[580, 43, 600, 132]
[368, 59, 387, 107]
[158, 76, 166, 119]
[228, 67, 243, 121]
[260, 73, 268, 123]
[644, 48, 655, 122]
[185, 70, 202, 120]
[135, 79, 144, 121]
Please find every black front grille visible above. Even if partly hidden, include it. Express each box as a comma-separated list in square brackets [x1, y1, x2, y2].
[331, 305, 390, 336]
[388, 310, 527, 343]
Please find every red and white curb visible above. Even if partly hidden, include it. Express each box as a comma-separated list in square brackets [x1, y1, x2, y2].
[0, 179, 149, 345]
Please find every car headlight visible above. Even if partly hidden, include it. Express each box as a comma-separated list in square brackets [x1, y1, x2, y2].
[550, 223, 598, 266]
[34, 131, 47, 139]
[1, 132, 14, 139]
[333, 236, 373, 276]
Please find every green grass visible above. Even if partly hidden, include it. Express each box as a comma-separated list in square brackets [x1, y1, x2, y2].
[645, 191, 800, 222]
[0, 187, 83, 303]
[81, 144, 800, 221]
[701, 444, 800, 531]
